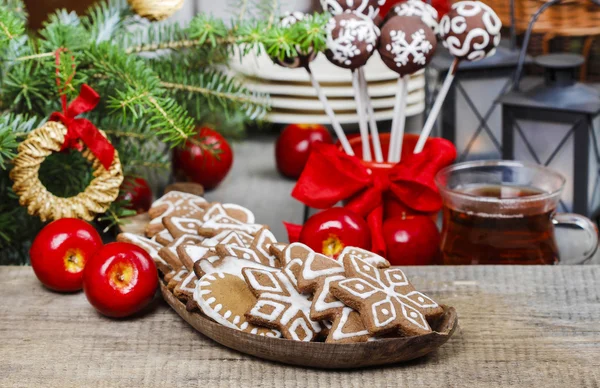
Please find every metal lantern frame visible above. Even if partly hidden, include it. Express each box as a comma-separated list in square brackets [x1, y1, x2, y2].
[499, 0, 600, 217]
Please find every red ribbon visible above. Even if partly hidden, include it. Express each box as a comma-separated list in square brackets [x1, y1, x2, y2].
[290, 138, 457, 256]
[49, 50, 115, 170]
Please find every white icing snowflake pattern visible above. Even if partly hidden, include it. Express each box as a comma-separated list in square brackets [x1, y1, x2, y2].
[385, 29, 433, 68]
[326, 14, 380, 67]
[393, 0, 439, 33]
[244, 263, 322, 342]
[333, 255, 441, 335]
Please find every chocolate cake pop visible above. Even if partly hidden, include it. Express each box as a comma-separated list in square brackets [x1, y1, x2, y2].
[321, 0, 387, 20]
[379, 15, 437, 76]
[439, 0, 501, 61]
[271, 12, 317, 69]
[386, 0, 439, 34]
[325, 13, 380, 70]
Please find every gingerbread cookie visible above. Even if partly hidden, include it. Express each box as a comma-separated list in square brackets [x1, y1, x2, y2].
[167, 267, 189, 291]
[215, 245, 266, 266]
[155, 229, 174, 245]
[296, 246, 390, 343]
[146, 203, 205, 237]
[148, 191, 207, 219]
[198, 214, 264, 237]
[158, 235, 204, 271]
[203, 203, 256, 224]
[243, 262, 322, 342]
[163, 213, 205, 238]
[249, 228, 279, 267]
[195, 255, 276, 279]
[328, 307, 370, 344]
[117, 233, 171, 275]
[173, 271, 198, 302]
[330, 255, 443, 336]
[195, 272, 281, 337]
[178, 244, 212, 272]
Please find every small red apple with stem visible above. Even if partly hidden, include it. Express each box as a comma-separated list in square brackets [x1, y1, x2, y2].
[173, 127, 233, 190]
[83, 242, 158, 318]
[119, 176, 153, 214]
[276, 124, 333, 179]
[30, 218, 103, 292]
[383, 214, 441, 266]
[300, 208, 371, 258]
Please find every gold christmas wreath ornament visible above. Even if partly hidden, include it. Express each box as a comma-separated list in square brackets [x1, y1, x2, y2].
[9, 121, 124, 222]
[127, 0, 184, 21]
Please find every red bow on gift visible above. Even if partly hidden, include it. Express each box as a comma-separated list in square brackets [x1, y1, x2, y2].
[289, 139, 457, 256]
[50, 84, 115, 170]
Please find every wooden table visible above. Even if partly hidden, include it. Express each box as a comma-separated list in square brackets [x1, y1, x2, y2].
[1, 265, 598, 387]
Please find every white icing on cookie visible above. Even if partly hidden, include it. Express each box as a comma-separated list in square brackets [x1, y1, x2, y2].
[194, 272, 281, 337]
[201, 214, 263, 235]
[331, 307, 370, 341]
[118, 233, 167, 266]
[244, 263, 322, 341]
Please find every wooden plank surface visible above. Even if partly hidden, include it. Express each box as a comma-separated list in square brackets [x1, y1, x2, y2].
[1, 265, 599, 388]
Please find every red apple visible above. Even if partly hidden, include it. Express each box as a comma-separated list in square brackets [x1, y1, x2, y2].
[383, 215, 441, 266]
[300, 208, 371, 258]
[119, 176, 153, 214]
[276, 124, 333, 179]
[173, 127, 233, 190]
[30, 218, 103, 292]
[83, 242, 158, 318]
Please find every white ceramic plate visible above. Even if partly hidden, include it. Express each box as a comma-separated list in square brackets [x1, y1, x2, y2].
[238, 75, 425, 98]
[266, 103, 425, 124]
[269, 90, 425, 111]
[231, 51, 410, 83]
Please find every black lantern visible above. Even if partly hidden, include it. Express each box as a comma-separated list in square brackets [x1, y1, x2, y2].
[499, 0, 600, 217]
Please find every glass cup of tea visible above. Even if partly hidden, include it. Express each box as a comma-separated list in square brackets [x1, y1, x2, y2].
[436, 160, 598, 265]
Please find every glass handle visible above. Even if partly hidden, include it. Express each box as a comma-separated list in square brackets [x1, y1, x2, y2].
[553, 213, 599, 264]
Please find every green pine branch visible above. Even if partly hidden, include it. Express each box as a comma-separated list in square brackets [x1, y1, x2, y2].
[151, 58, 270, 121]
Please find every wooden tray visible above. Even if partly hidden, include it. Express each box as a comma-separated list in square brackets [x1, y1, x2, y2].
[160, 282, 458, 369]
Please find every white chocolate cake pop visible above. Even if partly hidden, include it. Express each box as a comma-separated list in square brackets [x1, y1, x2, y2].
[321, 0, 387, 20]
[439, 0, 501, 61]
[325, 13, 380, 70]
[386, 0, 439, 34]
[379, 15, 437, 76]
[271, 12, 317, 69]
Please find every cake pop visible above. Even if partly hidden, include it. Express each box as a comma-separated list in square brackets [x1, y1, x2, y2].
[379, 15, 436, 163]
[270, 11, 354, 155]
[271, 12, 317, 69]
[438, 1, 501, 61]
[321, 0, 387, 20]
[325, 13, 380, 70]
[379, 15, 436, 76]
[325, 12, 381, 161]
[415, 1, 501, 154]
[386, 0, 439, 34]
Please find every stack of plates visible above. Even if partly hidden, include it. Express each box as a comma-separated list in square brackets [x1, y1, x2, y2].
[230, 52, 425, 125]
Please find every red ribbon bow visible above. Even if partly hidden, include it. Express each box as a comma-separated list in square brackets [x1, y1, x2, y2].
[50, 84, 115, 170]
[290, 138, 457, 256]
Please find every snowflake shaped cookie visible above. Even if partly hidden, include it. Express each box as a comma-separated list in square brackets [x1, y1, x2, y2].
[331, 254, 444, 336]
[243, 262, 323, 341]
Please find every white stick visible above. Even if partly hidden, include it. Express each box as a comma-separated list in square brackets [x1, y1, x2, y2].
[352, 70, 372, 161]
[359, 68, 383, 162]
[392, 75, 409, 163]
[414, 59, 459, 154]
[388, 77, 403, 163]
[307, 67, 354, 156]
